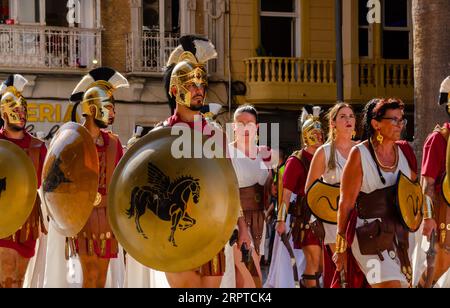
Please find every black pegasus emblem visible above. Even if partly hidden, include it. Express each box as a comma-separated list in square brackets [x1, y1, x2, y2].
[43, 158, 72, 192]
[0, 177, 6, 198]
[126, 162, 200, 247]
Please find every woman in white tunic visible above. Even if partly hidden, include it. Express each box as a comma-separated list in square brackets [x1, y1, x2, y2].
[334, 98, 418, 288]
[305, 103, 357, 288]
[229, 105, 272, 288]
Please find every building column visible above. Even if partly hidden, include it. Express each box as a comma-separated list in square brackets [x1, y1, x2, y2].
[129, 0, 143, 72]
[342, 0, 360, 102]
[180, 0, 197, 35]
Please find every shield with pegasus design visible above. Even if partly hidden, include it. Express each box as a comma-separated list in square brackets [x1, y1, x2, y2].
[108, 127, 240, 272]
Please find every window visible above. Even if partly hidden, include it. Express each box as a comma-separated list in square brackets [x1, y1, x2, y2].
[143, 0, 179, 34]
[45, 0, 68, 27]
[382, 0, 411, 59]
[358, 0, 370, 57]
[260, 0, 297, 57]
[143, 0, 159, 31]
[17, 0, 40, 24]
[0, 0, 10, 23]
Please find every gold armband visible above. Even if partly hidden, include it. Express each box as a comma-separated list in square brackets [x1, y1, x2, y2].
[277, 202, 287, 222]
[423, 195, 434, 220]
[336, 233, 347, 254]
[239, 208, 244, 219]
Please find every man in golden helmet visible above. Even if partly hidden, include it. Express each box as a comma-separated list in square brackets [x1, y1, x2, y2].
[419, 76, 450, 287]
[163, 36, 218, 115]
[0, 74, 47, 288]
[66, 67, 128, 288]
[301, 106, 325, 148]
[275, 105, 325, 288]
[120, 36, 245, 289]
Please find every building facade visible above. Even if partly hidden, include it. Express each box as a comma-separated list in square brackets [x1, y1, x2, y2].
[0, 0, 414, 150]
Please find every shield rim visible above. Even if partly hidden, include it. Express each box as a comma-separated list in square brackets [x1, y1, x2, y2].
[42, 121, 99, 237]
[306, 178, 340, 225]
[0, 139, 37, 238]
[442, 175, 450, 207]
[108, 127, 240, 272]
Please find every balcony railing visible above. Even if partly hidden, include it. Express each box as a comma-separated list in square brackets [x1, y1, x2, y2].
[245, 57, 336, 84]
[0, 24, 101, 71]
[244, 57, 336, 103]
[243, 57, 414, 103]
[358, 59, 414, 100]
[126, 31, 180, 73]
[359, 59, 414, 88]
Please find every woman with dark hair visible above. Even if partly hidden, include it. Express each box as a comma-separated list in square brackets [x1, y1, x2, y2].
[333, 98, 420, 288]
[229, 104, 273, 288]
[305, 102, 357, 288]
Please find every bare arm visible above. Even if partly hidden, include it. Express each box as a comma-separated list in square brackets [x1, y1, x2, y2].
[275, 188, 294, 235]
[421, 176, 438, 238]
[305, 147, 326, 192]
[337, 147, 363, 235]
[422, 176, 437, 206]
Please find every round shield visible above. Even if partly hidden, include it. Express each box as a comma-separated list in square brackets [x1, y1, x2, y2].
[443, 139, 450, 206]
[42, 122, 99, 237]
[0, 140, 37, 238]
[442, 175, 450, 206]
[396, 172, 423, 232]
[109, 127, 240, 272]
[306, 179, 340, 224]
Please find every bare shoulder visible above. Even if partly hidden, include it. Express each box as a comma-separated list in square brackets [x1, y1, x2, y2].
[313, 145, 326, 161]
[348, 143, 363, 164]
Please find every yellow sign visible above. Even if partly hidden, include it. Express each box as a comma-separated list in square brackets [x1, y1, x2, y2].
[27, 102, 75, 123]
[26, 100, 80, 138]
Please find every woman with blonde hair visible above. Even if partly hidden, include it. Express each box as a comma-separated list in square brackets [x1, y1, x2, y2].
[305, 102, 357, 288]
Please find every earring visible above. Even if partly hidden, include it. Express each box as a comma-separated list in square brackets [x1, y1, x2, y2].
[377, 131, 384, 145]
[332, 128, 337, 140]
[352, 130, 356, 139]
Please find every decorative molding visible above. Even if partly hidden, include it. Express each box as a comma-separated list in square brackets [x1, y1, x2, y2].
[23, 75, 37, 98]
[129, 78, 146, 102]
[204, 0, 226, 76]
[187, 0, 197, 11]
[129, 0, 142, 8]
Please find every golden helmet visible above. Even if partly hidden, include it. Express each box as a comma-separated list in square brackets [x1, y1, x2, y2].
[169, 52, 208, 108]
[300, 106, 324, 147]
[166, 36, 217, 109]
[70, 67, 129, 127]
[0, 75, 28, 125]
[439, 76, 450, 114]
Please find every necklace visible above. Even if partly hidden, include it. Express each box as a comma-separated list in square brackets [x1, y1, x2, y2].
[370, 138, 398, 171]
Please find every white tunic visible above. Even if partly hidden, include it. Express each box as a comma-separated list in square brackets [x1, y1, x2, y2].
[320, 143, 347, 245]
[230, 145, 270, 256]
[352, 143, 415, 286]
[230, 146, 270, 188]
[264, 194, 307, 288]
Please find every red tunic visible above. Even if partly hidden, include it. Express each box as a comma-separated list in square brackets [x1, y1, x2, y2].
[421, 122, 450, 192]
[0, 128, 47, 258]
[74, 130, 123, 259]
[282, 151, 313, 196]
[282, 150, 320, 249]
